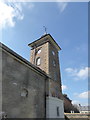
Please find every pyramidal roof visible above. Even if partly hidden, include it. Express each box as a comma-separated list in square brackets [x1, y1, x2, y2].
[28, 34, 61, 51]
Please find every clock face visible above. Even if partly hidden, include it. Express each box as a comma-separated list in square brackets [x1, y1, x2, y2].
[37, 49, 41, 54]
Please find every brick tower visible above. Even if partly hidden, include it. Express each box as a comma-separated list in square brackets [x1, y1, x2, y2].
[28, 34, 64, 118]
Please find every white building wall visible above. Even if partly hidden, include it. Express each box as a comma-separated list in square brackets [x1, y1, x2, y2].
[46, 96, 64, 118]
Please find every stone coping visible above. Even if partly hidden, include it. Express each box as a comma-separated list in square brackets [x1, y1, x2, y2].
[46, 96, 63, 102]
[0, 42, 49, 78]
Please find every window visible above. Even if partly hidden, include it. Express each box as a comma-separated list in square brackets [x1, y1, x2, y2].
[37, 48, 41, 54]
[36, 57, 41, 66]
[53, 60, 56, 66]
[52, 51, 55, 55]
[57, 107, 60, 116]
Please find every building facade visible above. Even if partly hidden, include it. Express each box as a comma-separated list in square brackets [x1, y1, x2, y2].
[78, 106, 90, 114]
[0, 34, 64, 118]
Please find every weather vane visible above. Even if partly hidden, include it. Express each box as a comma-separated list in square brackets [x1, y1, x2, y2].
[43, 26, 47, 35]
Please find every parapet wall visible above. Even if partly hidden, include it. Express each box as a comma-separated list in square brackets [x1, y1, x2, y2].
[65, 113, 90, 120]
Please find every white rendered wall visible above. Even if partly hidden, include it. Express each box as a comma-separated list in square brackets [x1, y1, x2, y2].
[46, 96, 64, 118]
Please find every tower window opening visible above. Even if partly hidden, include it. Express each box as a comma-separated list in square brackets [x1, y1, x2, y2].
[52, 51, 55, 55]
[36, 57, 41, 66]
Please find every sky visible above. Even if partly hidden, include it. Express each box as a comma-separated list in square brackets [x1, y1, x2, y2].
[0, 1, 89, 106]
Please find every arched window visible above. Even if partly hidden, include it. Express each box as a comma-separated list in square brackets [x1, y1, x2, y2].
[36, 57, 41, 66]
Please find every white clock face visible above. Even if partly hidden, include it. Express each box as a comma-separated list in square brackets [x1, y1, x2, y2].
[37, 49, 41, 54]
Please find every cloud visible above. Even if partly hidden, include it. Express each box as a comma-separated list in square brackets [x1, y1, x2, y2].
[72, 100, 80, 105]
[74, 91, 90, 99]
[65, 68, 77, 74]
[77, 67, 88, 79]
[28, 3, 34, 9]
[72, 100, 88, 106]
[65, 67, 89, 80]
[0, 1, 24, 28]
[62, 85, 68, 91]
[0, 1, 34, 29]
[57, 2, 68, 13]
[78, 91, 90, 99]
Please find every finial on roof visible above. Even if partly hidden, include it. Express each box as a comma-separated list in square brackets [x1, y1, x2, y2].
[43, 26, 47, 35]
